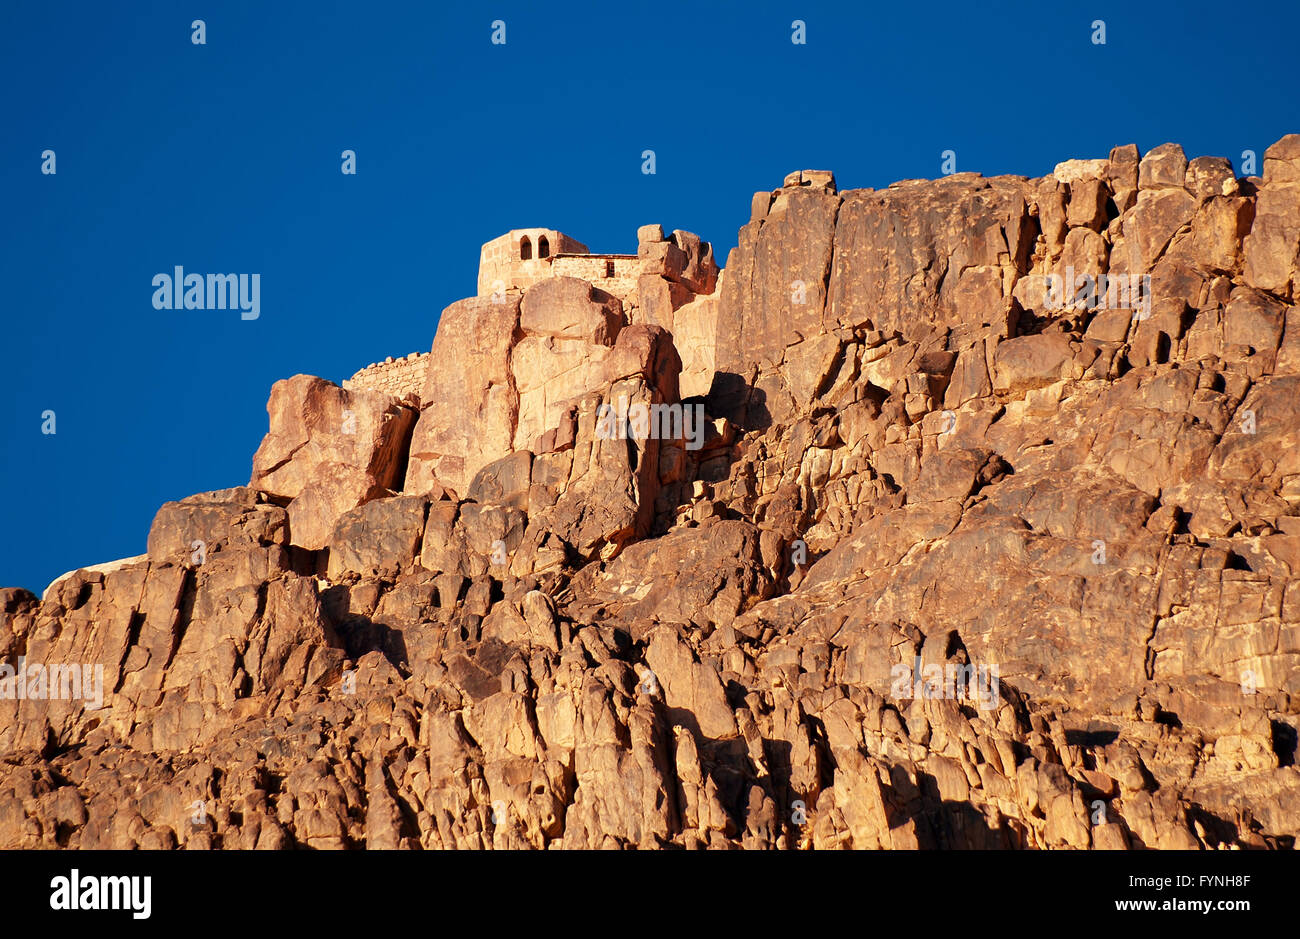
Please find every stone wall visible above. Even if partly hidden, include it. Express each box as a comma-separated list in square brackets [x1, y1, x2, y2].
[550, 254, 641, 302]
[342, 352, 429, 401]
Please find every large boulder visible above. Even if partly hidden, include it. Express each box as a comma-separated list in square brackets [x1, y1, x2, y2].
[250, 375, 417, 550]
[326, 494, 431, 580]
[512, 278, 627, 451]
[1244, 134, 1300, 295]
[405, 293, 523, 499]
[406, 280, 683, 562]
[147, 487, 288, 562]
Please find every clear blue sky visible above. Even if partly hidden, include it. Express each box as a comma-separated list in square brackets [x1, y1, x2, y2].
[2, 0, 1296, 593]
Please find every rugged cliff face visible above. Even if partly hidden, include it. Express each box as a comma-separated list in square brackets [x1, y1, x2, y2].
[3, 138, 1300, 849]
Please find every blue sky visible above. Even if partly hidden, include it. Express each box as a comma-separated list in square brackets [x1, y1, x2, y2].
[2, 0, 1296, 593]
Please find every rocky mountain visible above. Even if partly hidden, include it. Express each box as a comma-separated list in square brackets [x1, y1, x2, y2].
[3, 138, 1299, 849]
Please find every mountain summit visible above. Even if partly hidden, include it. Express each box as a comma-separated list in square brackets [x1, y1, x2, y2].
[4, 137, 1300, 849]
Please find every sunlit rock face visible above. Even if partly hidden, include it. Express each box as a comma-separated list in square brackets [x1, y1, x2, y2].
[3, 139, 1300, 850]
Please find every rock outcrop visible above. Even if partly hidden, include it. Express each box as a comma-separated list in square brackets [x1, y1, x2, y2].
[3, 140, 1300, 850]
[250, 376, 418, 550]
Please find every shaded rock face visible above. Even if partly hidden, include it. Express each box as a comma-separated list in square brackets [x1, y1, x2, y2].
[4, 140, 1300, 851]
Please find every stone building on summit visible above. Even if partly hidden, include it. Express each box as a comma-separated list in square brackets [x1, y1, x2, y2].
[476, 228, 641, 302]
[346, 223, 722, 402]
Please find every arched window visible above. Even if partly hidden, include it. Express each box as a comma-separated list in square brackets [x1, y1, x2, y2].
[538, 235, 550, 258]
[520, 236, 532, 260]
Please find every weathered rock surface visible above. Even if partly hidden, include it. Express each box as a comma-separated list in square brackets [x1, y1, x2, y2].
[4, 139, 1300, 851]
[250, 376, 417, 550]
